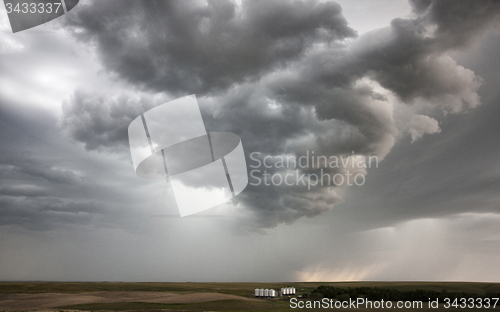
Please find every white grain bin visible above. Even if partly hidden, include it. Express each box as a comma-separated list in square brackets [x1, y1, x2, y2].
[264, 289, 269, 297]
[259, 288, 264, 297]
[269, 289, 276, 297]
[291, 287, 296, 294]
[255, 289, 260, 297]
[284, 287, 289, 295]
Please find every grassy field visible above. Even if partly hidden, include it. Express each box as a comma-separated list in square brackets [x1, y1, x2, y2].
[57, 299, 293, 311]
[1, 281, 500, 295]
[0, 281, 499, 311]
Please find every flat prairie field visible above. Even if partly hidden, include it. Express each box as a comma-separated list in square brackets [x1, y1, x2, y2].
[0, 281, 499, 311]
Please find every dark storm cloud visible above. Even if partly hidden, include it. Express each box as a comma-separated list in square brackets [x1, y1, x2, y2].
[347, 6, 494, 108]
[287, 0, 500, 113]
[0, 100, 150, 232]
[339, 58, 500, 229]
[410, 0, 500, 48]
[63, 0, 355, 95]
[0, 104, 93, 229]
[0, 185, 47, 197]
[60, 0, 500, 229]
[5, 159, 81, 185]
[60, 90, 162, 151]
[0, 195, 105, 231]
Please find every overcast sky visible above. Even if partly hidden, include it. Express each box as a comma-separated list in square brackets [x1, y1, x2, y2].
[1, 0, 500, 282]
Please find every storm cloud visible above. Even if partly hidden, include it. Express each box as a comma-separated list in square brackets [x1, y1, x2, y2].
[57, 0, 500, 229]
[63, 0, 356, 95]
[3, 0, 500, 283]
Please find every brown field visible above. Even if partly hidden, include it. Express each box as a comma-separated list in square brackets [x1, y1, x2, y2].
[0, 291, 260, 311]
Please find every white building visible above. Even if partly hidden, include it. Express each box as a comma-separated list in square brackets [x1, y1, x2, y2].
[256, 287, 294, 297]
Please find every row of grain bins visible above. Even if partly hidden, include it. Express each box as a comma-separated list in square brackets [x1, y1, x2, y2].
[254, 289, 276, 297]
[254, 287, 295, 297]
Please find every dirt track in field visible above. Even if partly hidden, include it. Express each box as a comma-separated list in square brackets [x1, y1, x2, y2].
[0, 291, 260, 310]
